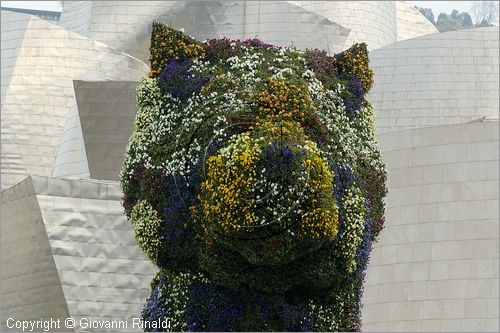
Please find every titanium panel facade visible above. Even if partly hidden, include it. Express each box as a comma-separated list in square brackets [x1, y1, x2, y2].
[53, 81, 139, 181]
[1, 177, 70, 331]
[290, 1, 397, 50]
[74, 81, 139, 181]
[60, 1, 351, 62]
[57, 1, 440, 60]
[56, 1, 92, 36]
[1, 11, 30, 106]
[52, 94, 91, 179]
[363, 120, 499, 331]
[1, 176, 156, 331]
[395, 1, 439, 41]
[0, 11, 148, 190]
[370, 27, 499, 135]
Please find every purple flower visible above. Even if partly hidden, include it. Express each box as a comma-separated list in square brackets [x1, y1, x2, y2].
[344, 77, 365, 113]
[242, 38, 280, 50]
[304, 49, 338, 88]
[141, 276, 169, 332]
[159, 60, 209, 100]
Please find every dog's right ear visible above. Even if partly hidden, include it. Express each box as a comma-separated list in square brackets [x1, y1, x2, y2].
[149, 21, 205, 77]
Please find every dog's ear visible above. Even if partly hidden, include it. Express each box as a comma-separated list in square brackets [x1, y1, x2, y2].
[149, 21, 205, 77]
[333, 43, 374, 93]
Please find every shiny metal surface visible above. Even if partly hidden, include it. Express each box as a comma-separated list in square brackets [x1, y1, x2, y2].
[395, 1, 438, 41]
[52, 95, 90, 179]
[370, 27, 499, 135]
[1, 11, 30, 106]
[57, 1, 439, 64]
[1, 176, 156, 331]
[53, 81, 139, 181]
[363, 120, 499, 331]
[1, 177, 70, 331]
[0, 10, 148, 190]
[61, 1, 352, 62]
[290, 1, 397, 50]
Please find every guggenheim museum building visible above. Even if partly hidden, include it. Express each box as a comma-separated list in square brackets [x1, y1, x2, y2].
[1, 1, 498, 331]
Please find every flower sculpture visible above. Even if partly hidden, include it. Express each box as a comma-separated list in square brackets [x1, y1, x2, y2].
[121, 21, 387, 332]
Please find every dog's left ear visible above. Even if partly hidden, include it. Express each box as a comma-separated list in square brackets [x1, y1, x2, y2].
[149, 21, 205, 77]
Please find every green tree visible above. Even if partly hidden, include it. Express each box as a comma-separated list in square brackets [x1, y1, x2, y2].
[459, 12, 474, 27]
[416, 6, 435, 24]
[416, 6, 481, 32]
[436, 12, 462, 32]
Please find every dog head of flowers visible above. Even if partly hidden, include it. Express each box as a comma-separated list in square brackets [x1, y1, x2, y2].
[122, 21, 387, 331]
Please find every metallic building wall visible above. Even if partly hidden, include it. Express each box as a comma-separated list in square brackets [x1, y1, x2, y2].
[53, 81, 140, 181]
[363, 120, 499, 331]
[370, 27, 499, 135]
[59, 0, 176, 63]
[74, 81, 139, 181]
[290, 1, 397, 50]
[395, 1, 438, 41]
[1, 177, 70, 331]
[57, 1, 93, 37]
[0, 11, 148, 191]
[57, 1, 440, 62]
[52, 95, 91, 179]
[60, 1, 352, 63]
[1, 11, 30, 106]
[1, 176, 157, 332]
[56, 0, 442, 62]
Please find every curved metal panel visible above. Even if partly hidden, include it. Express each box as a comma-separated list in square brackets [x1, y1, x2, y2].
[289, 1, 398, 50]
[2, 176, 156, 331]
[370, 27, 499, 135]
[1, 176, 71, 331]
[33, 176, 156, 331]
[0, 13, 148, 190]
[58, 1, 93, 37]
[52, 95, 90, 179]
[58, 1, 351, 63]
[1, 10, 31, 106]
[395, 1, 438, 41]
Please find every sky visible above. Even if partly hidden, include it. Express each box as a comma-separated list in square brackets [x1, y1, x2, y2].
[1, 1, 62, 11]
[409, 1, 475, 16]
[410, 1, 498, 25]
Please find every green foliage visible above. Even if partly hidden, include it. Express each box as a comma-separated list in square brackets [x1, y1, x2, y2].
[416, 5, 488, 33]
[416, 6, 435, 24]
[436, 10, 474, 32]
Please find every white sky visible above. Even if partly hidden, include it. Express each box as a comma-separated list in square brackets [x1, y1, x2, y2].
[411, 1, 499, 25]
[409, 1, 475, 16]
[1, 1, 62, 11]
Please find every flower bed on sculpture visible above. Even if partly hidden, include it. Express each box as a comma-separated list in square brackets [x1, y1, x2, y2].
[121, 21, 387, 331]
